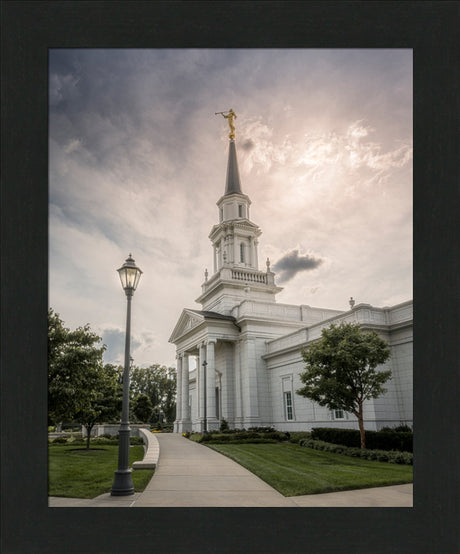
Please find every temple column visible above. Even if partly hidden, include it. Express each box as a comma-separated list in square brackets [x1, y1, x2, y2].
[213, 246, 217, 273]
[234, 340, 243, 427]
[250, 236, 255, 267]
[206, 340, 219, 430]
[199, 343, 207, 431]
[254, 239, 259, 270]
[241, 338, 260, 427]
[181, 354, 190, 431]
[174, 354, 183, 433]
[233, 232, 238, 264]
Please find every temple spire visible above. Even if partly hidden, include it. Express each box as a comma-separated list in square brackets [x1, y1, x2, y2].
[225, 140, 243, 195]
[216, 109, 243, 195]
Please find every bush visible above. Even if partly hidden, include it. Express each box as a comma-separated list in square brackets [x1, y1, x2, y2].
[52, 437, 68, 444]
[91, 437, 118, 445]
[394, 424, 412, 433]
[130, 436, 145, 445]
[288, 432, 311, 444]
[197, 430, 286, 444]
[311, 427, 413, 453]
[220, 419, 229, 432]
[299, 438, 413, 465]
[248, 426, 276, 433]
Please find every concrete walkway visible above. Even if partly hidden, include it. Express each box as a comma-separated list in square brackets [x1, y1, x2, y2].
[48, 434, 413, 508]
[133, 433, 297, 507]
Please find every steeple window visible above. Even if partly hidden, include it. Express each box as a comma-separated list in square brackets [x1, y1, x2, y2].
[240, 243, 245, 263]
[238, 204, 243, 218]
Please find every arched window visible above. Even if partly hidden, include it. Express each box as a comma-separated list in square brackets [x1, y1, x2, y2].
[240, 242, 245, 263]
[238, 204, 243, 218]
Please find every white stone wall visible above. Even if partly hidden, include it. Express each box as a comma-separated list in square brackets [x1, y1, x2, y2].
[215, 342, 236, 426]
[265, 306, 413, 432]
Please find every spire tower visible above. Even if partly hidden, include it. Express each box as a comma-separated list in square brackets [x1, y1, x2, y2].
[196, 112, 282, 314]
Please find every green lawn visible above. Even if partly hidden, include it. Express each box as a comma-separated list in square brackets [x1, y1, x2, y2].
[48, 445, 154, 498]
[209, 443, 413, 496]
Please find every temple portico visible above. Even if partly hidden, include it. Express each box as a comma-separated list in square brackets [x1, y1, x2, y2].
[173, 335, 242, 434]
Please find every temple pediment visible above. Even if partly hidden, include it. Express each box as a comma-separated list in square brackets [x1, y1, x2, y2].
[169, 309, 205, 343]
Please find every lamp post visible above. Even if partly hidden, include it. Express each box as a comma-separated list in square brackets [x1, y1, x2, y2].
[111, 254, 142, 496]
[202, 360, 207, 433]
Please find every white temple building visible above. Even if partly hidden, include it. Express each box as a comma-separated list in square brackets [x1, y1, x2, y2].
[170, 119, 413, 434]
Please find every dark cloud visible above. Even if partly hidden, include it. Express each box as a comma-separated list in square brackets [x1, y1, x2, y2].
[273, 250, 323, 283]
[241, 138, 255, 152]
[102, 328, 141, 365]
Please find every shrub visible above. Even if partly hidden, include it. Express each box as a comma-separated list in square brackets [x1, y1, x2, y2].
[288, 432, 311, 444]
[394, 424, 412, 433]
[130, 436, 145, 445]
[219, 419, 229, 432]
[92, 437, 118, 445]
[299, 438, 413, 465]
[248, 426, 276, 433]
[52, 437, 68, 444]
[311, 427, 413, 452]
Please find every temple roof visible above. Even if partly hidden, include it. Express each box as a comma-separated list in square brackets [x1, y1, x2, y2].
[224, 140, 243, 195]
[188, 309, 236, 322]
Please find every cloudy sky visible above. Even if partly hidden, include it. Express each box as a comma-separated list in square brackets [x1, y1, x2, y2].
[49, 49, 412, 368]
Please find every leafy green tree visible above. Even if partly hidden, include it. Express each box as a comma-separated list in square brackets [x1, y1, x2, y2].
[297, 322, 391, 448]
[75, 363, 122, 449]
[132, 394, 153, 423]
[48, 309, 106, 425]
[130, 364, 176, 423]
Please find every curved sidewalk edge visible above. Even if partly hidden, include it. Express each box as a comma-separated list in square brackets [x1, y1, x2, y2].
[132, 428, 160, 469]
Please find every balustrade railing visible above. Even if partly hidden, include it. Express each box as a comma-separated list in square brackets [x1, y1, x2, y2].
[231, 269, 268, 284]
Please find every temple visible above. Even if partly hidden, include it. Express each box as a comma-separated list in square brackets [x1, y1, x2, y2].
[170, 122, 413, 433]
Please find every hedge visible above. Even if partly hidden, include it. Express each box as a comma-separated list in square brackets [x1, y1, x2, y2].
[299, 438, 413, 465]
[311, 427, 413, 453]
[194, 430, 287, 444]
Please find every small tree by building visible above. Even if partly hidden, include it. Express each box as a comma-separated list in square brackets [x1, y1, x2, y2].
[297, 322, 391, 448]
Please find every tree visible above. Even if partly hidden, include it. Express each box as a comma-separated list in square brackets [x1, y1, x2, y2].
[297, 322, 391, 448]
[48, 309, 106, 425]
[130, 364, 176, 424]
[132, 394, 153, 423]
[74, 363, 122, 449]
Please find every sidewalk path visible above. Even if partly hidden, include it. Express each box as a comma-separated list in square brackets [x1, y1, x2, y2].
[133, 433, 297, 507]
[48, 434, 413, 507]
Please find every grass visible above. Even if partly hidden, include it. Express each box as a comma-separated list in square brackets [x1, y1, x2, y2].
[48, 444, 154, 498]
[208, 442, 413, 496]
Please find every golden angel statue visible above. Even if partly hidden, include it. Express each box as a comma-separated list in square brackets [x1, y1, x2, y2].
[215, 109, 237, 139]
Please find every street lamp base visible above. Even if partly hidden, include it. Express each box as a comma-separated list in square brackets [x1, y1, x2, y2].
[111, 469, 135, 496]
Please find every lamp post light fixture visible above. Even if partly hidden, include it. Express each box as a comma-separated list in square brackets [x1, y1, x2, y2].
[111, 254, 142, 496]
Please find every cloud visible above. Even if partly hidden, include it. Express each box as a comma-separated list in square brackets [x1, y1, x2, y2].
[48, 49, 412, 365]
[101, 327, 142, 365]
[241, 138, 255, 152]
[273, 250, 324, 283]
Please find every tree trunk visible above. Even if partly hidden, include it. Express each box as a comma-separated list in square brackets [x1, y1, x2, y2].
[358, 402, 366, 448]
[85, 424, 93, 449]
